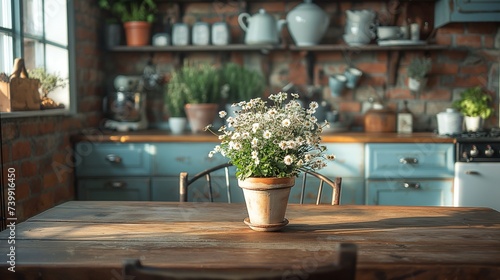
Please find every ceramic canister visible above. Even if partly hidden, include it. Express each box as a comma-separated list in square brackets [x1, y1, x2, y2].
[437, 108, 463, 135]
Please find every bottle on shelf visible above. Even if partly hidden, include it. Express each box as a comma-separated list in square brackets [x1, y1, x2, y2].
[397, 100, 413, 133]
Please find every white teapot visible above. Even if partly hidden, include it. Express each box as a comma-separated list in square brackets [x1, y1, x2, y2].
[286, 0, 330, 46]
[238, 9, 286, 45]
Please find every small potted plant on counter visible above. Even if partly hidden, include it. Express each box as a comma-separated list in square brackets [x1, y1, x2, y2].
[168, 63, 222, 133]
[452, 86, 493, 132]
[165, 73, 188, 134]
[407, 56, 431, 92]
[98, 0, 157, 46]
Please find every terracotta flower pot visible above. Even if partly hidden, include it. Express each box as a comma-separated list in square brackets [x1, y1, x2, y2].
[123, 21, 151, 46]
[184, 103, 218, 133]
[238, 177, 295, 231]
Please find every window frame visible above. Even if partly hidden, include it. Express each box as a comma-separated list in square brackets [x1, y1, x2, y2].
[0, 0, 76, 118]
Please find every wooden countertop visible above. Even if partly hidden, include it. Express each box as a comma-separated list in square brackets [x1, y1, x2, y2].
[73, 130, 455, 144]
[1, 201, 499, 280]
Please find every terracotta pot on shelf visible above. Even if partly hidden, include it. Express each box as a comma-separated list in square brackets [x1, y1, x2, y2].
[184, 103, 218, 133]
[123, 21, 151, 46]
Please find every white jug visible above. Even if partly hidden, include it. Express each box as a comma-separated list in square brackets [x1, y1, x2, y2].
[286, 0, 330, 46]
[238, 9, 286, 45]
[345, 9, 376, 41]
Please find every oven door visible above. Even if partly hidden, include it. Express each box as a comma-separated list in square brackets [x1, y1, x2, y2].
[454, 162, 500, 211]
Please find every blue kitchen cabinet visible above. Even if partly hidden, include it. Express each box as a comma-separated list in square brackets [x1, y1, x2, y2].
[366, 179, 454, 206]
[77, 178, 151, 201]
[365, 143, 455, 206]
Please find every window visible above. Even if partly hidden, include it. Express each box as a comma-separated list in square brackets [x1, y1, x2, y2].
[0, 0, 75, 116]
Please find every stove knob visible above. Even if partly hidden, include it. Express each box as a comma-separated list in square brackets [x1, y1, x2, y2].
[470, 145, 479, 157]
[485, 145, 494, 157]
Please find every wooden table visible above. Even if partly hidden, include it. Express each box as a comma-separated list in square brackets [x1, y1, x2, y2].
[1, 201, 499, 280]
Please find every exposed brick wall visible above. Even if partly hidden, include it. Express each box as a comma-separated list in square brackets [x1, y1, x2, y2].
[0, 0, 104, 222]
[108, 1, 499, 131]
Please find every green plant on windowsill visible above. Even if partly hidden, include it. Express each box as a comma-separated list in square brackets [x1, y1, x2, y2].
[220, 63, 266, 104]
[27, 68, 67, 109]
[452, 86, 493, 119]
[98, 0, 157, 23]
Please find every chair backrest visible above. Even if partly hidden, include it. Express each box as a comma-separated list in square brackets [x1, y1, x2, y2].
[123, 243, 357, 280]
[298, 168, 342, 205]
[179, 162, 233, 203]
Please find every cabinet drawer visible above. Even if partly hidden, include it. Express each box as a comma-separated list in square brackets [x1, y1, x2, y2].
[365, 143, 454, 178]
[77, 178, 151, 201]
[76, 143, 152, 176]
[153, 143, 228, 176]
[322, 143, 364, 177]
[366, 179, 453, 206]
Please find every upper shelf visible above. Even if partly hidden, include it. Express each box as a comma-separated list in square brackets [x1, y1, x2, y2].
[107, 44, 449, 53]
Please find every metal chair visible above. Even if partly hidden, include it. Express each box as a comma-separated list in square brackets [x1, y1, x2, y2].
[179, 164, 342, 205]
[298, 168, 342, 205]
[179, 162, 234, 203]
[122, 243, 357, 280]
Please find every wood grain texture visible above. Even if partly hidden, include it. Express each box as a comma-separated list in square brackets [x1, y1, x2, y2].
[71, 131, 455, 144]
[1, 201, 499, 280]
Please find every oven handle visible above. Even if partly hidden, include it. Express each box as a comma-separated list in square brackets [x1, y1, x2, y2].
[464, 170, 480, 175]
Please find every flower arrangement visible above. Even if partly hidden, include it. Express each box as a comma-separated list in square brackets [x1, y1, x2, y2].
[206, 92, 335, 180]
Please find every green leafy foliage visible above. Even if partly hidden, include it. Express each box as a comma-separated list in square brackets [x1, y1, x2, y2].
[220, 63, 265, 103]
[206, 92, 335, 180]
[98, 0, 156, 23]
[27, 68, 67, 98]
[168, 63, 222, 105]
[452, 86, 493, 119]
[408, 57, 431, 80]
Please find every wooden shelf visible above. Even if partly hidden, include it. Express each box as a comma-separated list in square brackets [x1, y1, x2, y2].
[108, 43, 449, 53]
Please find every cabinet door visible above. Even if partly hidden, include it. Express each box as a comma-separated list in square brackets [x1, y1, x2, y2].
[365, 143, 454, 179]
[323, 143, 364, 177]
[366, 179, 453, 206]
[153, 143, 228, 176]
[76, 143, 152, 176]
[289, 177, 364, 205]
[77, 178, 150, 201]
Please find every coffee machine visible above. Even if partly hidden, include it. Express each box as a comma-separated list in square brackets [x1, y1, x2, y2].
[103, 75, 148, 131]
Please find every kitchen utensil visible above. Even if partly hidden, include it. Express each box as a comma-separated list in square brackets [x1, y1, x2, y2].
[192, 21, 210, 46]
[329, 74, 347, 96]
[286, 0, 330, 46]
[344, 67, 362, 89]
[211, 21, 230, 45]
[238, 9, 286, 45]
[377, 26, 402, 40]
[172, 23, 190, 46]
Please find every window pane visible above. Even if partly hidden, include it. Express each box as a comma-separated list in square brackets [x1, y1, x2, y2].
[0, 0, 12, 28]
[23, 37, 44, 70]
[23, 0, 43, 36]
[0, 33, 13, 73]
[45, 0, 67, 45]
[45, 45, 68, 107]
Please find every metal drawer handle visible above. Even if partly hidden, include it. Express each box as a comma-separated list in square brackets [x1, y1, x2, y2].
[465, 170, 480, 175]
[106, 154, 122, 163]
[403, 182, 420, 189]
[400, 157, 418, 164]
[106, 181, 126, 188]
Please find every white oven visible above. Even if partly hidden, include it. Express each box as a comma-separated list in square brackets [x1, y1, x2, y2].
[454, 135, 500, 211]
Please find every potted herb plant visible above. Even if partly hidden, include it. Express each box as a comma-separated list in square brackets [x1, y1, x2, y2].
[165, 73, 187, 134]
[98, 0, 157, 46]
[206, 92, 335, 231]
[452, 86, 493, 132]
[221, 63, 265, 119]
[28, 68, 67, 109]
[407, 57, 431, 92]
[169, 63, 222, 133]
